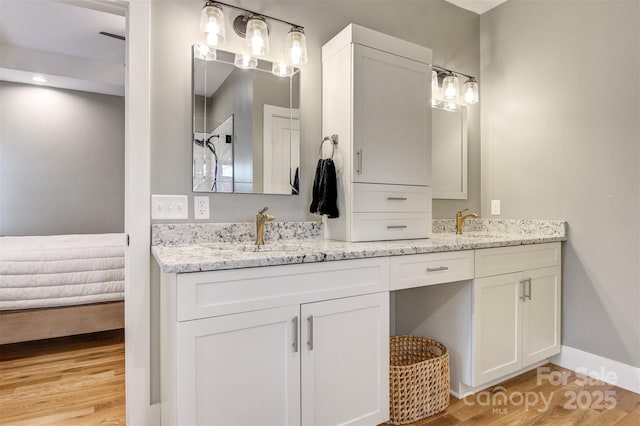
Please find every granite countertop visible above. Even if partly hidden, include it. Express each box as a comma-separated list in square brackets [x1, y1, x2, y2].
[152, 219, 567, 274]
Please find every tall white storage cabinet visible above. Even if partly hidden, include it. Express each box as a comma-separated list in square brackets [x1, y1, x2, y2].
[322, 24, 433, 242]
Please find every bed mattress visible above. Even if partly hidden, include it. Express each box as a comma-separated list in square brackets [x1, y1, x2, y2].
[0, 233, 125, 310]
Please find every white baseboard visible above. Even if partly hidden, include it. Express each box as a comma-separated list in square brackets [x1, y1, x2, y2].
[551, 345, 640, 394]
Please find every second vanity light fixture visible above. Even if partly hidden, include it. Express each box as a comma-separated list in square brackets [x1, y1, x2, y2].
[431, 65, 479, 109]
[199, 1, 308, 71]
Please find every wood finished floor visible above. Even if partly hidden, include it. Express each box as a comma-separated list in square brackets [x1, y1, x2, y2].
[0, 330, 125, 425]
[1, 331, 638, 425]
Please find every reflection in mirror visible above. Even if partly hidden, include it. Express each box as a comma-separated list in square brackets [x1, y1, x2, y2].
[192, 46, 301, 195]
[432, 103, 467, 199]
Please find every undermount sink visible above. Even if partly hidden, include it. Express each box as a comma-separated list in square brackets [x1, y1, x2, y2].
[207, 242, 303, 253]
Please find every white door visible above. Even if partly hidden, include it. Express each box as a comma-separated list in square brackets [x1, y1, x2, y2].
[522, 266, 562, 366]
[472, 272, 523, 386]
[176, 305, 301, 426]
[263, 105, 300, 194]
[352, 44, 431, 186]
[301, 292, 389, 426]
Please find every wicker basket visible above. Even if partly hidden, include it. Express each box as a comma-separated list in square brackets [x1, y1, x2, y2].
[389, 336, 450, 425]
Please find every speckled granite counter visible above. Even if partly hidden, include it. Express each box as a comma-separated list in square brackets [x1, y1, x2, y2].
[152, 219, 567, 274]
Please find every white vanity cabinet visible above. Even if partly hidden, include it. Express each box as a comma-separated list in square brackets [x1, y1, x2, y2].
[322, 24, 432, 242]
[160, 258, 390, 426]
[472, 243, 562, 385]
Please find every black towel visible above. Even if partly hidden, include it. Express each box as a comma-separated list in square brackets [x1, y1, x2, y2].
[310, 159, 339, 218]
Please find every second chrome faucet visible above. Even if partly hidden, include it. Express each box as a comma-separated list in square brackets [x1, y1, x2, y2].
[456, 208, 478, 235]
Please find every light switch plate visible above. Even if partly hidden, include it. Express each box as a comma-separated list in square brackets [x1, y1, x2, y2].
[491, 199, 501, 215]
[151, 195, 188, 219]
[194, 196, 210, 220]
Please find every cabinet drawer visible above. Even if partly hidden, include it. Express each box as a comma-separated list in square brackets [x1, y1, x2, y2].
[351, 212, 431, 241]
[390, 251, 474, 290]
[176, 257, 389, 321]
[352, 183, 431, 213]
[475, 242, 561, 278]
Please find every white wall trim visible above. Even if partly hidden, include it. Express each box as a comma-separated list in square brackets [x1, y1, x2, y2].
[551, 345, 640, 394]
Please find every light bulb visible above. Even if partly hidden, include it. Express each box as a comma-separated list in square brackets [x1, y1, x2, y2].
[200, 2, 225, 47]
[272, 62, 293, 77]
[234, 53, 257, 69]
[442, 73, 459, 100]
[245, 16, 269, 56]
[285, 27, 307, 65]
[463, 78, 479, 104]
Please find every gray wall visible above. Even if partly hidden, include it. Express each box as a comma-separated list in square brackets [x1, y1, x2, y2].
[150, 0, 481, 222]
[0, 81, 125, 236]
[481, 0, 639, 367]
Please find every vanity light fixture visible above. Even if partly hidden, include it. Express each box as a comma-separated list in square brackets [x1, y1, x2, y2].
[198, 1, 307, 66]
[432, 65, 479, 106]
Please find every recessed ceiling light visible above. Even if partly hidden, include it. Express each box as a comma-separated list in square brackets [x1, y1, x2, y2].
[32, 75, 48, 84]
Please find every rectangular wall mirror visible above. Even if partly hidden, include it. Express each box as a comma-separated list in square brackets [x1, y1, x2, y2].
[192, 46, 301, 195]
[432, 104, 468, 199]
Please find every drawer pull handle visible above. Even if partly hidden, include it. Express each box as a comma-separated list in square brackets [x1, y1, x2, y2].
[387, 225, 408, 229]
[386, 197, 408, 201]
[519, 280, 527, 301]
[427, 266, 449, 272]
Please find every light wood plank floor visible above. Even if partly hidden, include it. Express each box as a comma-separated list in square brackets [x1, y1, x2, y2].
[384, 364, 640, 425]
[1, 332, 638, 425]
[0, 330, 125, 425]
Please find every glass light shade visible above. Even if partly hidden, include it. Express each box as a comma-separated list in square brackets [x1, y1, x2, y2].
[245, 16, 269, 56]
[431, 70, 441, 101]
[272, 62, 294, 77]
[442, 74, 459, 100]
[200, 2, 225, 47]
[463, 78, 479, 104]
[285, 27, 308, 65]
[234, 53, 257, 69]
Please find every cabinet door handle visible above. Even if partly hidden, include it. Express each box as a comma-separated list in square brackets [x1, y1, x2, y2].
[519, 280, 527, 301]
[307, 315, 314, 350]
[526, 278, 532, 301]
[356, 149, 363, 175]
[387, 197, 408, 201]
[427, 266, 449, 272]
[387, 225, 408, 229]
[292, 317, 299, 353]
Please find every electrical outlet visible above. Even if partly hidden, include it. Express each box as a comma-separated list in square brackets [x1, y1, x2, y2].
[151, 195, 188, 219]
[194, 196, 210, 220]
[491, 199, 501, 215]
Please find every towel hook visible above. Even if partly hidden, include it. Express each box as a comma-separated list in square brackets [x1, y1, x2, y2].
[319, 134, 339, 159]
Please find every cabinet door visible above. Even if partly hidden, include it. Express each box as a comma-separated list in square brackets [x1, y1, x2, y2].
[522, 266, 562, 366]
[472, 272, 523, 386]
[353, 44, 431, 186]
[301, 292, 389, 426]
[176, 305, 300, 426]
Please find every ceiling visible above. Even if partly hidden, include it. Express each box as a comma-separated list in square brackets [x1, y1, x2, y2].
[0, 0, 126, 96]
[445, 0, 508, 14]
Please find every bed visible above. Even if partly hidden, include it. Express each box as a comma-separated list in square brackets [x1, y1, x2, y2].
[0, 233, 125, 345]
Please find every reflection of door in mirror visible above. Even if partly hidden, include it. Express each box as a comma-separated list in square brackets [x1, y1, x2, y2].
[193, 115, 233, 192]
[432, 105, 468, 199]
[263, 106, 300, 195]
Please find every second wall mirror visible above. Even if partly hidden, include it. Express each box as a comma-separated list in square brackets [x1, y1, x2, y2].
[432, 103, 468, 199]
[192, 46, 301, 195]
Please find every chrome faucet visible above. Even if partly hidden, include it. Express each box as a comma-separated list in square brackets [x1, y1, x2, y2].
[256, 207, 275, 245]
[455, 208, 478, 235]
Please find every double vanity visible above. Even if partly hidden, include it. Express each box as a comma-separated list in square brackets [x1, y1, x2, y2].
[152, 219, 566, 426]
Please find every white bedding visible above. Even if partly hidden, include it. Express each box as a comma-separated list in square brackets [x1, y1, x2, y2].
[0, 233, 125, 310]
